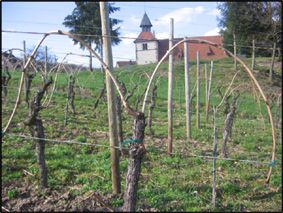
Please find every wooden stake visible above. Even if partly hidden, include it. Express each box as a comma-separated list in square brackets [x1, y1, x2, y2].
[206, 61, 213, 124]
[275, 95, 282, 130]
[116, 82, 126, 153]
[100, 39, 104, 73]
[45, 46, 48, 77]
[184, 38, 191, 140]
[205, 63, 208, 103]
[205, 63, 208, 125]
[196, 51, 200, 129]
[168, 18, 174, 154]
[23, 40, 26, 66]
[116, 96, 123, 151]
[233, 32, 237, 70]
[100, 2, 121, 194]
[69, 75, 76, 114]
[212, 107, 218, 208]
[90, 42, 93, 72]
[94, 83, 106, 111]
[64, 77, 71, 126]
[148, 84, 157, 136]
[23, 40, 29, 105]
[251, 39, 255, 71]
[270, 42, 276, 82]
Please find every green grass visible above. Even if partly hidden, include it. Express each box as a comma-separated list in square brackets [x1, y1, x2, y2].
[2, 56, 282, 211]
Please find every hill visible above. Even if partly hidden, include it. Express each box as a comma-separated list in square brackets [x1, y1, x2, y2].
[2, 56, 282, 211]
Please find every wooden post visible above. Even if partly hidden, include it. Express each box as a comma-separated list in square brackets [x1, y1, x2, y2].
[23, 40, 28, 104]
[233, 32, 237, 70]
[116, 96, 123, 150]
[196, 51, 200, 129]
[90, 42, 93, 72]
[69, 75, 76, 114]
[205, 63, 208, 125]
[206, 61, 213, 124]
[45, 46, 48, 77]
[275, 95, 282, 130]
[94, 83, 106, 111]
[100, 2, 121, 194]
[23, 40, 26, 66]
[100, 39, 104, 73]
[116, 82, 126, 153]
[168, 18, 174, 154]
[212, 107, 218, 208]
[148, 84, 157, 136]
[205, 63, 208, 103]
[251, 39, 255, 71]
[184, 38, 191, 140]
[270, 42, 276, 82]
[64, 77, 71, 126]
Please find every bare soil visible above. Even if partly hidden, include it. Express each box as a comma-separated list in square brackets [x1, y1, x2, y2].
[2, 179, 114, 212]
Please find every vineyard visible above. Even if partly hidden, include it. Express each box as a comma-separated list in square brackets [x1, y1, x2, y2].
[2, 53, 282, 212]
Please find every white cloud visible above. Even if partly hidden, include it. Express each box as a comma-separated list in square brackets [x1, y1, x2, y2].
[129, 15, 140, 26]
[122, 32, 138, 45]
[154, 6, 205, 25]
[195, 6, 205, 14]
[207, 8, 220, 16]
[203, 27, 220, 36]
[155, 32, 168, 39]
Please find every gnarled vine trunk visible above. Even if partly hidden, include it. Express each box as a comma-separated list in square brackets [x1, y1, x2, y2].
[122, 112, 146, 212]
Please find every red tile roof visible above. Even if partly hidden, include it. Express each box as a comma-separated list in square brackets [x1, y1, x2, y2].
[134, 32, 156, 43]
[158, 35, 227, 61]
[179, 36, 227, 60]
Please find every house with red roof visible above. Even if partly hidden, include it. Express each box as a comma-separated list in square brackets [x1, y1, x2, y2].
[134, 12, 228, 65]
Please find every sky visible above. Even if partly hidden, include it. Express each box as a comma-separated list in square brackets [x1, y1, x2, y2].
[2, 2, 221, 68]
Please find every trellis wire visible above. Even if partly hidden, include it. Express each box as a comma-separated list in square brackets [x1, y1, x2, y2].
[2, 30, 281, 50]
[4, 133, 276, 167]
[5, 133, 129, 150]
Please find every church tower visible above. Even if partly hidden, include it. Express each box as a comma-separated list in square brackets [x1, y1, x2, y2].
[134, 12, 159, 65]
[140, 12, 152, 32]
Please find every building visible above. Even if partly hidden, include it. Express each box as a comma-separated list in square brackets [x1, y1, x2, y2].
[116, 60, 136, 68]
[134, 13, 228, 65]
[134, 12, 159, 65]
[2, 51, 23, 70]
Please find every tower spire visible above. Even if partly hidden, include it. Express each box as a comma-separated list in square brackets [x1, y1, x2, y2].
[140, 12, 152, 32]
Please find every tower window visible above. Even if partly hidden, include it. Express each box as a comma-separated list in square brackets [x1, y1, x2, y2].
[142, 43, 148, 50]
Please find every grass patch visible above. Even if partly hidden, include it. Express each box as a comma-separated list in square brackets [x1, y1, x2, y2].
[2, 56, 281, 211]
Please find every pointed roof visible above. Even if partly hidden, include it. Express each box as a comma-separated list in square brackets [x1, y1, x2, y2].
[140, 12, 152, 27]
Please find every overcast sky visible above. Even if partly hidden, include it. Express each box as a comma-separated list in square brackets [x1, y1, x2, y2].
[2, 2, 221, 68]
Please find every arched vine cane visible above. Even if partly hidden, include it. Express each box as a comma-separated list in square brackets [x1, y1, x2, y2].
[141, 38, 276, 183]
[3, 48, 40, 73]
[2, 32, 275, 183]
[2, 30, 136, 136]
